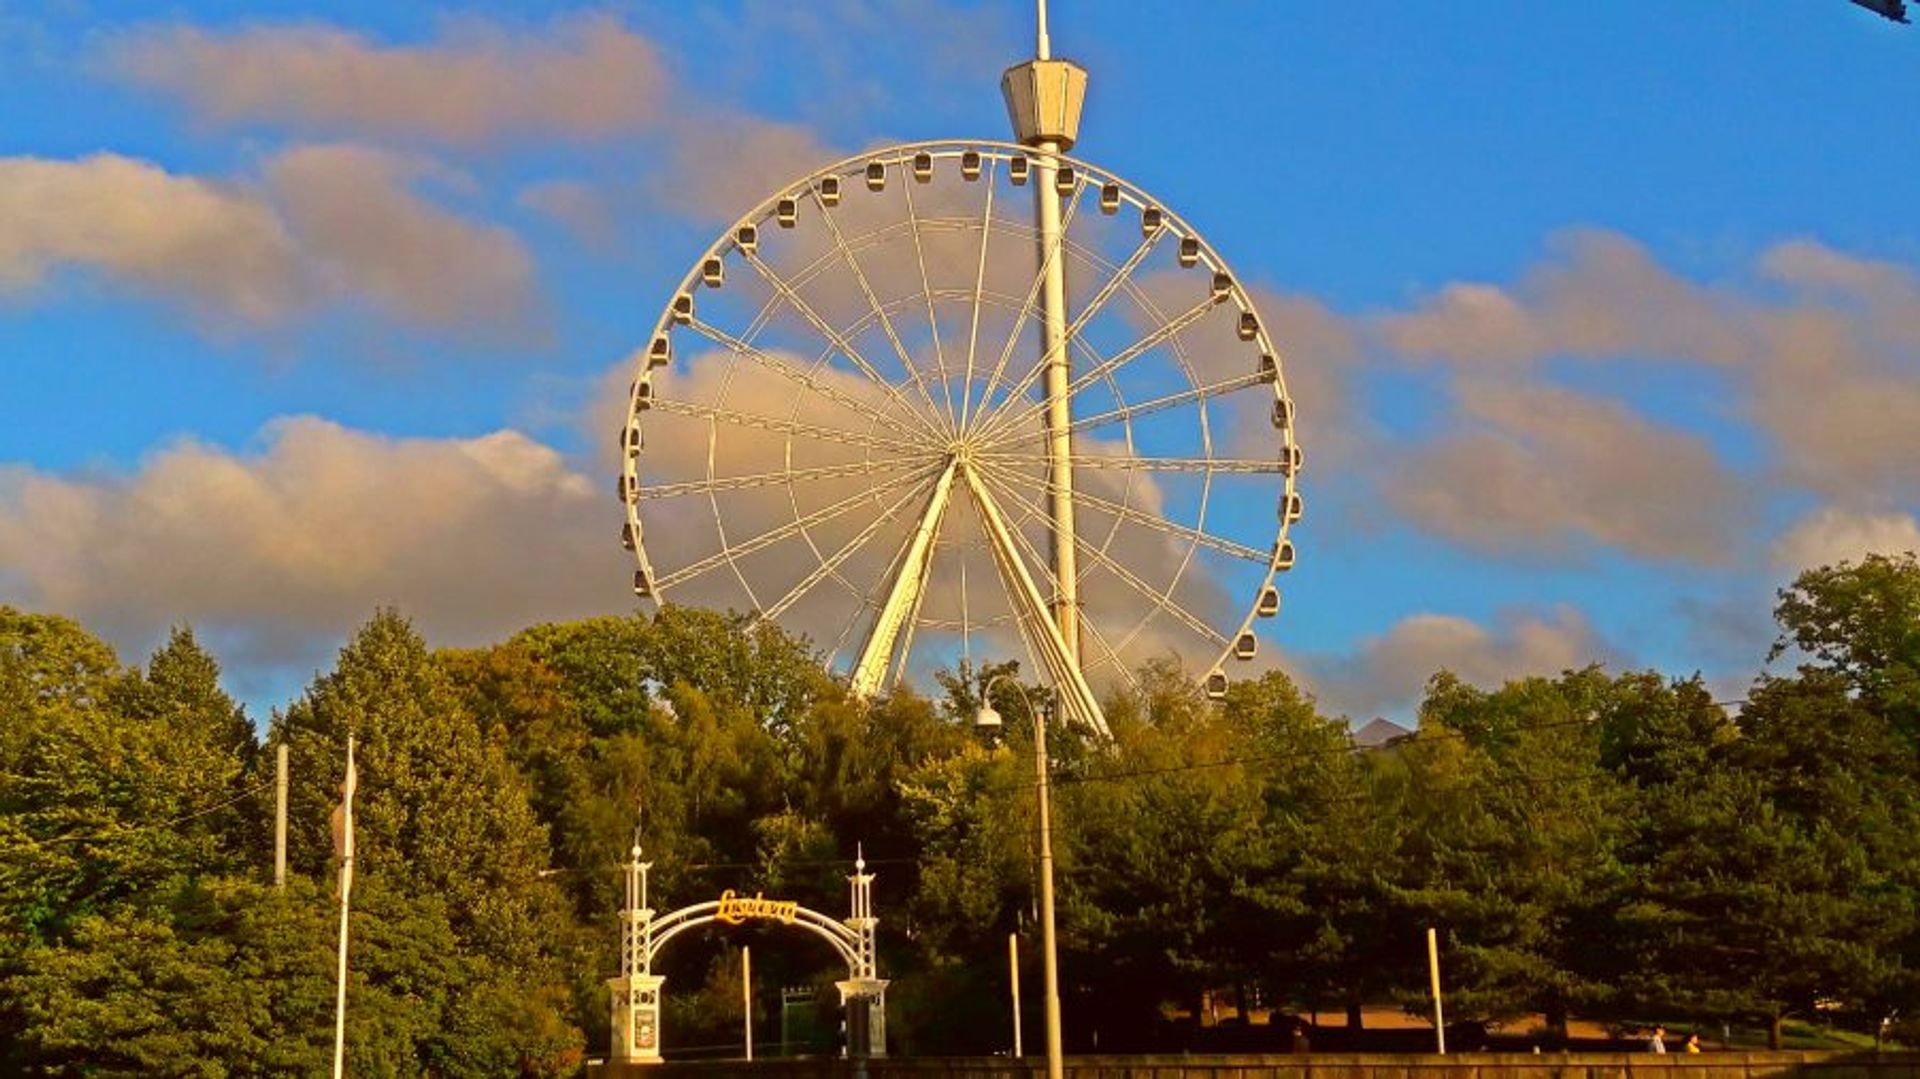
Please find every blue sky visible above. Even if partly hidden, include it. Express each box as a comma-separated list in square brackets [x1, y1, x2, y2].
[1, 1, 1916, 721]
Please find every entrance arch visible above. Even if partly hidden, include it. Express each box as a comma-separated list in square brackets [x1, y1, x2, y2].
[606, 848, 887, 1064]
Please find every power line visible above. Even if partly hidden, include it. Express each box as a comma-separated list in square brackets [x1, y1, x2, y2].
[7, 777, 275, 851]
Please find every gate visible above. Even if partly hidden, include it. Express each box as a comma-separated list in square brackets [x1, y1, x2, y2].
[606, 846, 887, 1064]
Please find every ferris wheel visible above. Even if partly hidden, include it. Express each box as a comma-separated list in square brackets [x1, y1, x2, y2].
[617, 56, 1300, 736]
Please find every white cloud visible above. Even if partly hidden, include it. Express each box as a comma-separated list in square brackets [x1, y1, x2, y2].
[265, 144, 537, 332]
[104, 15, 667, 146]
[0, 153, 304, 323]
[0, 417, 625, 664]
[1383, 379, 1744, 564]
[1773, 506, 1920, 571]
[518, 179, 617, 250]
[651, 112, 843, 224]
[1299, 605, 1613, 720]
[1381, 229, 1753, 367]
[1373, 229, 1920, 537]
[0, 147, 540, 334]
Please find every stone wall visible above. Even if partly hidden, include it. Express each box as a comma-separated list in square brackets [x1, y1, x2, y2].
[589, 1051, 1920, 1079]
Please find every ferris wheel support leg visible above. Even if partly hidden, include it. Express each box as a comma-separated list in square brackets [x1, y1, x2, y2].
[850, 458, 960, 697]
[1032, 141, 1083, 668]
[961, 463, 1109, 738]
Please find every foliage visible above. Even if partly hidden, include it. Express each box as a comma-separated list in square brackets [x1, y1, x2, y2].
[5, 552, 1920, 1067]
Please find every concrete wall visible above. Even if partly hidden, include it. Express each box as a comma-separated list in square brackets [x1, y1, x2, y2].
[589, 1051, 1920, 1079]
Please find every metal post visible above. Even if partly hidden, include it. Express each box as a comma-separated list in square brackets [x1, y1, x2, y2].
[274, 742, 288, 888]
[1009, 932, 1024, 1058]
[332, 735, 357, 1079]
[1035, 702, 1064, 1079]
[743, 946, 753, 1061]
[1002, 0, 1091, 707]
[1033, 144, 1081, 666]
[1427, 927, 1446, 1054]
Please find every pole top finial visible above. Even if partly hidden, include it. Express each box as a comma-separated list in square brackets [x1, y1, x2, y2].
[1036, 0, 1051, 60]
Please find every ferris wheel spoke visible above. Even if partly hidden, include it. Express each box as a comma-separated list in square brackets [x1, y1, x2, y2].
[808, 188, 955, 437]
[976, 369, 1272, 453]
[648, 398, 927, 456]
[964, 225, 1165, 438]
[958, 158, 999, 431]
[897, 165, 961, 431]
[639, 455, 936, 502]
[978, 451, 1285, 476]
[849, 459, 960, 697]
[974, 469, 1142, 694]
[761, 474, 939, 621]
[1080, 606, 1147, 696]
[974, 461, 1231, 650]
[974, 294, 1217, 444]
[960, 462, 1111, 737]
[683, 319, 944, 448]
[653, 461, 944, 591]
[825, 483, 924, 672]
[964, 172, 1093, 434]
[984, 463, 1271, 563]
[737, 252, 950, 445]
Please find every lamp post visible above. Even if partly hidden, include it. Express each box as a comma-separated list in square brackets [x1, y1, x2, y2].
[976, 675, 1065, 1079]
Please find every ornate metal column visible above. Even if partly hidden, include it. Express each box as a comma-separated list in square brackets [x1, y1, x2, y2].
[834, 849, 890, 1059]
[608, 844, 664, 1064]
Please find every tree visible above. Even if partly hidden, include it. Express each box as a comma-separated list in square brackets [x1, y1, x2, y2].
[1397, 669, 1630, 1038]
[272, 609, 581, 1067]
[1771, 552, 1920, 719]
[1053, 661, 1272, 1049]
[1220, 670, 1407, 1031]
[1, 617, 269, 1070]
[15, 878, 337, 1076]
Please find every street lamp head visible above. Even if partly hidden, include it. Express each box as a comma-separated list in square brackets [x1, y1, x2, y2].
[975, 702, 1004, 730]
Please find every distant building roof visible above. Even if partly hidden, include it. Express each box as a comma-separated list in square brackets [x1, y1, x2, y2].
[1351, 717, 1413, 748]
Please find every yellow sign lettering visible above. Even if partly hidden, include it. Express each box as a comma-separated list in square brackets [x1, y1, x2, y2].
[715, 889, 799, 925]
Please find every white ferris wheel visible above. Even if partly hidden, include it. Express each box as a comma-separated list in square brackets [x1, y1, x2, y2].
[617, 19, 1301, 736]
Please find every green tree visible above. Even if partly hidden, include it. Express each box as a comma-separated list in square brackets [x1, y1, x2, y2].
[1220, 670, 1406, 1031]
[1398, 669, 1629, 1037]
[1771, 552, 1920, 717]
[273, 609, 581, 1069]
[1, 616, 266, 1069]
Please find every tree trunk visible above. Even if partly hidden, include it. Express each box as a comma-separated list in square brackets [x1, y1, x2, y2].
[1347, 999, 1365, 1031]
[1769, 1012, 1783, 1051]
[1545, 1003, 1569, 1047]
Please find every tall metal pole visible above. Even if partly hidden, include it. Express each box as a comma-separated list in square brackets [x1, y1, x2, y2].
[1033, 145, 1080, 665]
[1034, 702, 1064, 1079]
[273, 742, 288, 888]
[1008, 932, 1024, 1058]
[743, 946, 754, 1061]
[999, 11, 1086, 1076]
[1427, 927, 1447, 1054]
[1003, 0, 1089, 671]
[332, 735, 357, 1079]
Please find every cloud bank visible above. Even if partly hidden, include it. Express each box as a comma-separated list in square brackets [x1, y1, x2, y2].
[104, 15, 667, 146]
[0, 148, 538, 332]
[0, 417, 625, 665]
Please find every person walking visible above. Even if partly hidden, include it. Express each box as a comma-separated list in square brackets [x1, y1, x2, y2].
[1685, 1032, 1702, 1054]
[1647, 1027, 1667, 1053]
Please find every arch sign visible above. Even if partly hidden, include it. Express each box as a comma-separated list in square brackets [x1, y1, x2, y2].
[606, 847, 888, 1064]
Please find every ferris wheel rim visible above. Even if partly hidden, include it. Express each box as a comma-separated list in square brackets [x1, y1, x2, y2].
[619, 139, 1302, 699]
